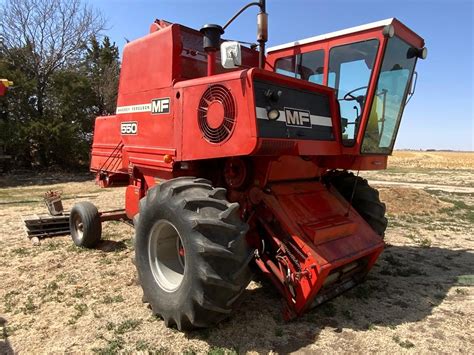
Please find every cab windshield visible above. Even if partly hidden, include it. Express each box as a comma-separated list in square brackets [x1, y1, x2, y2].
[361, 36, 417, 153]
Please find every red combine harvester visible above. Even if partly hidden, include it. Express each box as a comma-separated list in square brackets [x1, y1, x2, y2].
[70, 1, 426, 329]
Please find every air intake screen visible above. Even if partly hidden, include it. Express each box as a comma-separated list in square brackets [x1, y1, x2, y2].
[198, 85, 236, 144]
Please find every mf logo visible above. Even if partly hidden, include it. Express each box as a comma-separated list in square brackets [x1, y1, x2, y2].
[284, 108, 311, 128]
[121, 121, 138, 135]
[151, 98, 170, 114]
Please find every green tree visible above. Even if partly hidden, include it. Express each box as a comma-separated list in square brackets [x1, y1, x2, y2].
[0, 0, 121, 169]
[1, 0, 105, 119]
[86, 36, 120, 115]
[0, 47, 39, 165]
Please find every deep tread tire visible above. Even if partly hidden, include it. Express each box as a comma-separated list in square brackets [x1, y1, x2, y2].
[135, 177, 253, 330]
[326, 171, 388, 237]
[69, 202, 102, 248]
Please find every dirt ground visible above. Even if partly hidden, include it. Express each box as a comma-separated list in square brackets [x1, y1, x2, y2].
[1, 151, 473, 354]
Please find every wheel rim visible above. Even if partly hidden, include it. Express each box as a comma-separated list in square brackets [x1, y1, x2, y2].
[73, 214, 84, 240]
[148, 220, 186, 292]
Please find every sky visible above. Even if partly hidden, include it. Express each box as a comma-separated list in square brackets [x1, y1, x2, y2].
[89, 0, 471, 150]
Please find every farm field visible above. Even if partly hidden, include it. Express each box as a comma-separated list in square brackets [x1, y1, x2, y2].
[0, 150, 473, 354]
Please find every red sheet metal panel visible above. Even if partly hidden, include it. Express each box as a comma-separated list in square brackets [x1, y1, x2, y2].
[260, 180, 384, 316]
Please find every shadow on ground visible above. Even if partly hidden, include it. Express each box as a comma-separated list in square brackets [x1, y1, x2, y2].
[97, 240, 128, 253]
[0, 172, 93, 188]
[0, 317, 14, 355]
[185, 245, 473, 353]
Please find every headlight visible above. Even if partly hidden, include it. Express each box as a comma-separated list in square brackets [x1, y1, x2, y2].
[267, 108, 280, 120]
[383, 24, 395, 38]
[420, 47, 428, 60]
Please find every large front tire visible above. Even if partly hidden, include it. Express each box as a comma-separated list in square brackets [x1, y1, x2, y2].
[135, 177, 253, 330]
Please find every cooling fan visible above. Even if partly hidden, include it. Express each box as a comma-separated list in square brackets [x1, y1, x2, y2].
[198, 85, 236, 144]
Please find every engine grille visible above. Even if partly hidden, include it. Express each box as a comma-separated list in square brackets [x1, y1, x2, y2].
[198, 85, 236, 144]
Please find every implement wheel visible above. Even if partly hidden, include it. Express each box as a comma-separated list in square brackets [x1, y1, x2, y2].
[69, 201, 102, 248]
[135, 177, 253, 330]
[326, 171, 388, 238]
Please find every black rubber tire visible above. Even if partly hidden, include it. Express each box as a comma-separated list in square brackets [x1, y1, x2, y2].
[325, 171, 388, 238]
[135, 177, 253, 330]
[69, 201, 102, 248]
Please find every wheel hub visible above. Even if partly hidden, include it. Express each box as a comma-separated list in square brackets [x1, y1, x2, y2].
[73, 215, 84, 238]
[148, 220, 186, 292]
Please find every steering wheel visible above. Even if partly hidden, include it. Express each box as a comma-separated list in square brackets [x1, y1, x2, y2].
[343, 86, 368, 102]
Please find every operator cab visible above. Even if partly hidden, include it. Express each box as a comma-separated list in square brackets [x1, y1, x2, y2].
[266, 18, 426, 155]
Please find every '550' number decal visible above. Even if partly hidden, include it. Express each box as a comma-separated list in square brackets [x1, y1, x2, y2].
[121, 121, 138, 135]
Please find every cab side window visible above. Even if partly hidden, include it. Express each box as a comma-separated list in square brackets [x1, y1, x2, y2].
[300, 50, 324, 84]
[275, 56, 301, 78]
[275, 50, 325, 84]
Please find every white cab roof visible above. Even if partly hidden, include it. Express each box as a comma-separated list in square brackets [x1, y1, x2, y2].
[268, 18, 394, 53]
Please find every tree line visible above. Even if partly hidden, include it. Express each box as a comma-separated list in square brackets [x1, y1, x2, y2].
[0, 0, 120, 170]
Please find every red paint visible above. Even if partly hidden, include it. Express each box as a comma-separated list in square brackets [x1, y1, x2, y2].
[88, 18, 424, 318]
[0, 80, 11, 96]
[207, 50, 216, 76]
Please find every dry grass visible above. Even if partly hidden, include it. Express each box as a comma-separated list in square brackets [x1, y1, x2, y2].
[389, 150, 474, 170]
[378, 187, 453, 215]
[0, 158, 473, 353]
[363, 151, 474, 188]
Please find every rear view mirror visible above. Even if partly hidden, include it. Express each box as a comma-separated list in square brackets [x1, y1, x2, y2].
[220, 41, 242, 69]
[406, 71, 418, 105]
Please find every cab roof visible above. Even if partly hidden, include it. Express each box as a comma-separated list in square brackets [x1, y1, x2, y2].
[267, 18, 394, 53]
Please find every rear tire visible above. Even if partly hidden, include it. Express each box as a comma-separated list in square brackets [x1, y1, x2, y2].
[326, 171, 388, 237]
[135, 177, 253, 330]
[69, 202, 102, 248]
